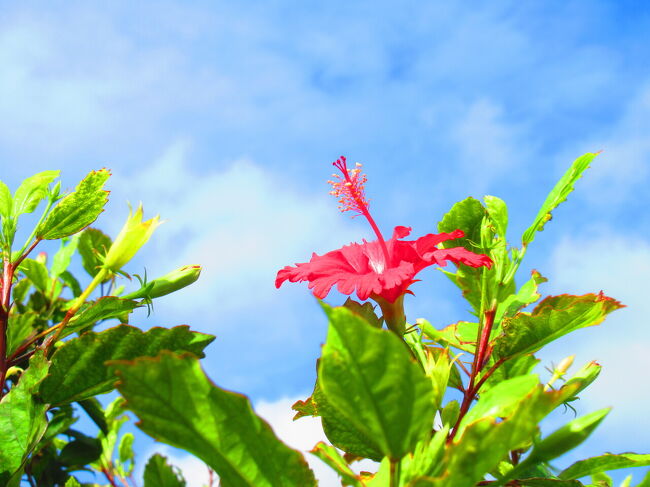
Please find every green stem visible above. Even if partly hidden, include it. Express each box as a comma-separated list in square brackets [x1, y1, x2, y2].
[15, 199, 54, 259]
[46, 268, 109, 355]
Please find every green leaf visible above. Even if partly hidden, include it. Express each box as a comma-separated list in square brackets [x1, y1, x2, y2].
[342, 297, 383, 328]
[115, 352, 316, 487]
[496, 270, 547, 323]
[39, 324, 215, 405]
[64, 296, 140, 337]
[636, 469, 650, 487]
[51, 235, 80, 278]
[496, 293, 624, 359]
[12, 170, 60, 216]
[438, 197, 486, 250]
[484, 195, 508, 238]
[78, 398, 108, 435]
[118, 433, 135, 466]
[0, 181, 12, 218]
[457, 375, 540, 436]
[38, 169, 110, 240]
[6, 312, 37, 357]
[559, 454, 650, 480]
[518, 479, 583, 486]
[528, 409, 610, 463]
[0, 351, 50, 484]
[59, 433, 103, 466]
[319, 304, 435, 461]
[143, 454, 187, 487]
[77, 228, 112, 279]
[17, 258, 50, 293]
[65, 477, 81, 487]
[427, 385, 579, 487]
[60, 270, 83, 297]
[310, 442, 362, 487]
[400, 427, 449, 483]
[420, 319, 477, 353]
[522, 153, 597, 245]
[440, 401, 460, 428]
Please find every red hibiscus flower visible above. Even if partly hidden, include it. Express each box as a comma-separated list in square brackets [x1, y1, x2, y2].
[275, 156, 492, 333]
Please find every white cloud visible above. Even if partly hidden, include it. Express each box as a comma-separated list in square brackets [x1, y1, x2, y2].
[576, 85, 650, 206]
[542, 233, 650, 448]
[111, 140, 359, 323]
[449, 98, 531, 192]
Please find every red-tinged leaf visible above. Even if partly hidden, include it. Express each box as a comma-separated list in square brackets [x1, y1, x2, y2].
[496, 293, 624, 359]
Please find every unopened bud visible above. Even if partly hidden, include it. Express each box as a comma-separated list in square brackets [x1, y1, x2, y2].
[36, 252, 47, 265]
[121, 265, 201, 300]
[556, 355, 575, 375]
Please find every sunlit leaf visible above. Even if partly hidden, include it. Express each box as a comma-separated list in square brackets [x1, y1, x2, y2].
[115, 352, 316, 487]
[38, 169, 110, 240]
[143, 454, 186, 487]
[319, 304, 435, 461]
[496, 293, 623, 360]
[39, 324, 214, 405]
[12, 170, 59, 216]
[522, 153, 597, 246]
[0, 351, 50, 484]
[559, 453, 650, 480]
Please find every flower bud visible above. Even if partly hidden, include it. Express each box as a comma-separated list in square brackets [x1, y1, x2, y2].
[121, 265, 201, 300]
[103, 204, 161, 272]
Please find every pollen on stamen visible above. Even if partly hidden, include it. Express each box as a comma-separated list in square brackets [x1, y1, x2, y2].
[328, 156, 370, 215]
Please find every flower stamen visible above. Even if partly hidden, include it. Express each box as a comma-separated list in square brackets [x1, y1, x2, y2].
[329, 156, 391, 270]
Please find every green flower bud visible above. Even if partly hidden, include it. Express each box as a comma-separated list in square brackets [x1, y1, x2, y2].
[103, 204, 161, 272]
[121, 265, 201, 300]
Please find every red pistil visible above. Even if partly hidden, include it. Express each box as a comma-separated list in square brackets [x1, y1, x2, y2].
[328, 156, 391, 270]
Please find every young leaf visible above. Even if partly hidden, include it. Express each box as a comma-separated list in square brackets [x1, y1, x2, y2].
[38, 169, 110, 240]
[438, 197, 486, 251]
[318, 304, 435, 461]
[63, 296, 140, 337]
[17, 258, 50, 293]
[51, 235, 80, 278]
[39, 324, 215, 405]
[11, 170, 60, 216]
[527, 409, 610, 463]
[0, 351, 50, 484]
[484, 195, 508, 238]
[522, 153, 597, 246]
[496, 293, 623, 360]
[143, 454, 187, 487]
[6, 312, 37, 357]
[114, 352, 316, 487]
[495, 270, 547, 323]
[77, 228, 112, 279]
[310, 442, 362, 487]
[457, 375, 540, 436]
[0, 181, 12, 218]
[559, 454, 650, 480]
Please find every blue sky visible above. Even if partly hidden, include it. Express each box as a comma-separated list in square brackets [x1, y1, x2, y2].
[1, 1, 649, 485]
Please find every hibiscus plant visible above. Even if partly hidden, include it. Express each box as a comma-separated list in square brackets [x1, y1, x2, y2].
[0, 157, 648, 487]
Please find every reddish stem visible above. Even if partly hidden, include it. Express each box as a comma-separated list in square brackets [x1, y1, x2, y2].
[0, 257, 15, 398]
[448, 307, 498, 443]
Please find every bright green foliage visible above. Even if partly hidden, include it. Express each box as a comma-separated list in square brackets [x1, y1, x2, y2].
[522, 153, 597, 245]
[50, 235, 80, 279]
[0, 351, 50, 484]
[17, 258, 50, 293]
[496, 294, 624, 359]
[0, 181, 12, 218]
[39, 325, 214, 404]
[310, 442, 362, 487]
[38, 169, 110, 240]
[527, 408, 610, 463]
[5, 313, 37, 357]
[143, 454, 187, 487]
[64, 477, 81, 487]
[559, 454, 650, 480]
[63, 296, 140, 337]
[484, 195, 508, 238]
[495, 270, 547, 323]
[114, 352, 317, 487]
[77, 227, 112, 280]
[121, 265, 202, 300]
[12, 170, 60, 217]
[319, 304, 435, 461]
[420, 319, 478, 353]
